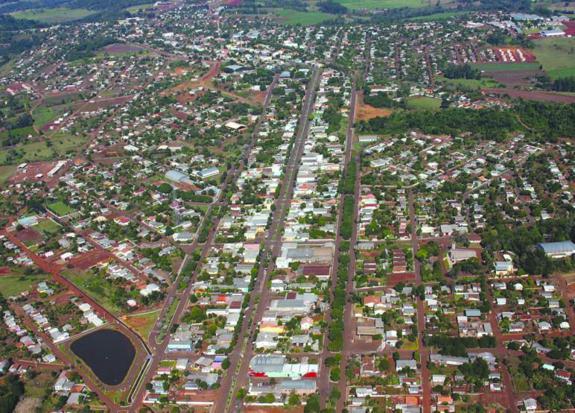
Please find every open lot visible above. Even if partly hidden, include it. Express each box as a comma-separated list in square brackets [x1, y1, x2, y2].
[0, 273, 48, 298]
[533, 37, 575, 79]
[123, 309, 161, 340]
[11, 7, 97, 24]
[406, 96, 441, 110]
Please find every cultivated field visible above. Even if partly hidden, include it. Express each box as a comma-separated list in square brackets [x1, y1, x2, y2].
[335, 0, 438, 9]
[533, 37, 575, 79]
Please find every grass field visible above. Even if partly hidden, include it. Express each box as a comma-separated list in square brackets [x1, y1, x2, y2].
[471, 62, 540, 73]
[126, 3, 156, 13]
[123, 309, 160, 340]
[406, 96, 441, 110]
[67, 271, 122, 315]
[533, 37, 575, 79]
[408, 10, 467, 21]
[35, 218, 62, 235]
[0, 133, 86, 165]
[46, 201, 74, 216]
[335, 0, 433, 9]
[440, 77, 501, 89]
[32, 106, 65, 129]
[0, 165, 16, 185]
[274, 9, 335, 25]
[11, 7, 97, 24]
[0, 273, 48, 298]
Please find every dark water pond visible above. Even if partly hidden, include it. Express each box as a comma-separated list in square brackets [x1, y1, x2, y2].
[71, 329, 135, 386]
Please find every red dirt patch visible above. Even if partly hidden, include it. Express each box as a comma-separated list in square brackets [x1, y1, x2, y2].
[15, 228, 43, 244]
[69, 249, 111, 270]
[488, 69, 544, 88]
[103, 43, 145, 54]
[482, 88, 575, 104]
[357, 103, 392, 121]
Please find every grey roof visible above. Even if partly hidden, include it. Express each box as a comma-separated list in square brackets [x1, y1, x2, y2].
[539, 241, 575, 254]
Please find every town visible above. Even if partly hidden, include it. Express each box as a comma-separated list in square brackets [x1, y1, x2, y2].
[1, 0, 575, 412]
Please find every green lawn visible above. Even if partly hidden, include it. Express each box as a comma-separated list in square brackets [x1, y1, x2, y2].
[406, 96, 441, 110]
[274, 9, 335, 25]
[533, 37, 575, 79]
[46, 201, 74, 217]
[0, 274, 48, 298]
[335, 0, 432, 9]
[471, 62, 540, 73]
[11, 7, 97, 24]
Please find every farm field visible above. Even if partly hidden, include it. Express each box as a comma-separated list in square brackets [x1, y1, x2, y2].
[11, 7, 97, 24]
[408, 10, 467, 21]
[335, 0, 436, 9]
[0, 273, 48, 298]
[533, 37, 575, 79]
[406, 96, 441, 110]
[273, 9, 335, 25]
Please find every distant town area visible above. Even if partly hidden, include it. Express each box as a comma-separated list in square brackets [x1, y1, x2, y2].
[1, 0, 575, 412]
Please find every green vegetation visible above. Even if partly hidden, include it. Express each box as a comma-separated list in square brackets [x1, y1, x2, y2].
[443, 63, 481, 80]
[46, 201, 74, 216]
[11, 7, 96, 24]
[533, 37, 575, 79]
[32, 106, 65, 129]
[35, 219, 62, 235]
[0, 133, 86, 165]
[0, 375, 24, 413]
[125, 3, 155, 13]
[67, 271, 123, 314]
[0, 273, 48, 297]
[408, 10, 467, 21]
[274, 9, 335, 25]
[0, 165, 16, 185]
[405, 96, 441, 111]
[335, 0, 428, 9]
[440, 77, 500, 89]
[357, 102, 575, 140]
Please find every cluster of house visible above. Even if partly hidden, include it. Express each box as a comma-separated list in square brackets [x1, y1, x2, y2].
[3, 309, 49, 359]
[22, 303, 70, 344]
[493, 278, 571, 334]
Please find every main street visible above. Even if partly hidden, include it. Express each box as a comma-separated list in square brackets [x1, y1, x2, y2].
[218, 65, 322, 413]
